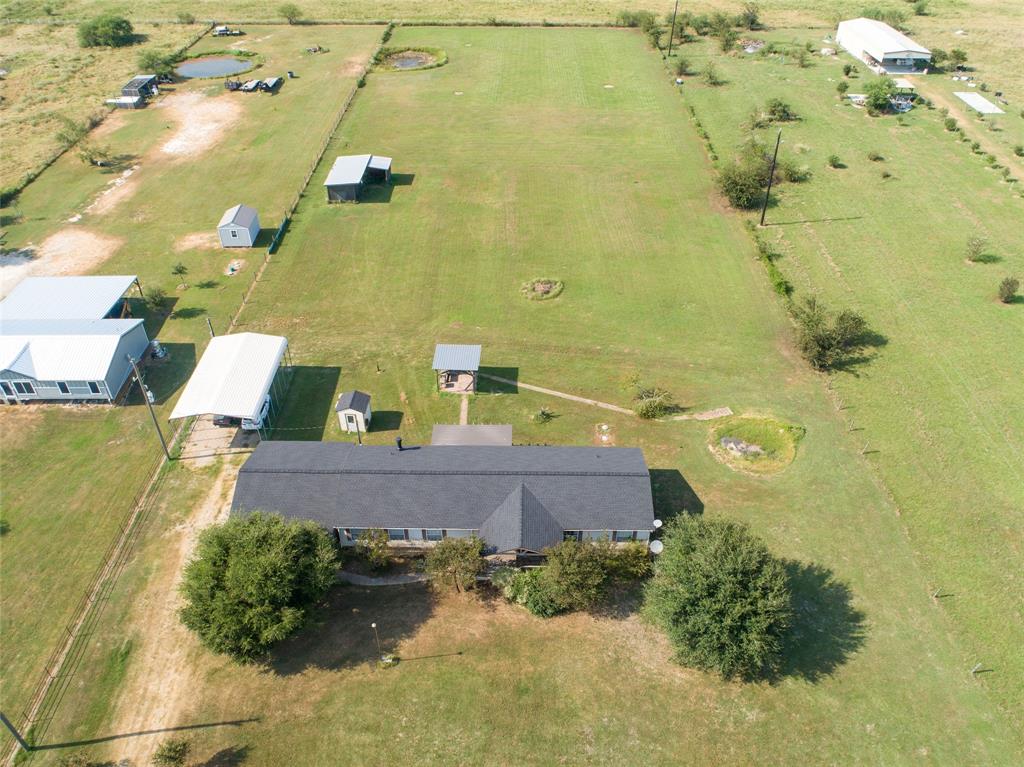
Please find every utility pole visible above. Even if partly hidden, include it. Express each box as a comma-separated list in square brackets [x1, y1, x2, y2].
[759, 128, 782, 227]
[0, 712, 31, 753]
[206, 317, 216, 337]
[667, 0, 680, 58]
[355, 415, 362, 446]
[128, 355, 170, 460]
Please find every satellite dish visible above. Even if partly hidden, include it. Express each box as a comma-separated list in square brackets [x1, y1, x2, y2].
[653, 519, 663, 529]
[649, 540, 664, 555]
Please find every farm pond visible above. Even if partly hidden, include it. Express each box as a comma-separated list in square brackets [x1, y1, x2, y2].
[176, 56, 253, 78]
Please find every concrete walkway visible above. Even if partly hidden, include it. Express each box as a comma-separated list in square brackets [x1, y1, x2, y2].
[338, 571, 428, 586]
[477, 373, 634, 415]
[459, 394, 469, 425]
[669, 406, 733, 421]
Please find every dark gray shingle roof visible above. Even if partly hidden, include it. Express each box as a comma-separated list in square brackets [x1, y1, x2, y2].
[232, 442, 655, 550]
[335, 390, 371, 413]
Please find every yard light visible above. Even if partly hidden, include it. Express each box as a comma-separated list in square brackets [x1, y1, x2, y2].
[371, 621, 383, 659]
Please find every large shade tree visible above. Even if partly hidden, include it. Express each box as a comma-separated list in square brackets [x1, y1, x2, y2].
[180, 512, 337, 661]
[643, 515, 792, 679]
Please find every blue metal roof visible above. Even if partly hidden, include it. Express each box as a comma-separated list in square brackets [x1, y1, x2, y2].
[432, 344, 481, 371]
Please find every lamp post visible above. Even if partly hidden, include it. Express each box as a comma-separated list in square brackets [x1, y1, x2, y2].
[371, 622, 382, 659]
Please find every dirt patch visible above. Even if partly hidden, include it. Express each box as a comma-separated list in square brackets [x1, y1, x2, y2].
[83, 165, 141, 217]
[160, 91, 244, 160]
[342, 56, 366, 76]
[175, 232, 221, 252]
[104, 461, 239, 765]
[0, 228, 124, 297]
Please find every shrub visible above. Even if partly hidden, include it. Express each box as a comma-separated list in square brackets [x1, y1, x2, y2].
[542, 539, 609, 612]
[176, 12, 196, 24]
[719, 160, 765, 208]
[864, 76, 895, 112]
[646, 26, 664, 49]
[792, 296, 869, 370]
[867, 150, 884, 161]
[605, 540, 653, 579]
[700, 62, 723, 86]
[674, 57, 690, 77]
[913, 0, 928, 15]
[842, 62, 855, 77]
[998, 276, 1020, 303]
[356, 528, 390, 571]
[690, 13, 712, 35]
[78, 14, 134, 47]
[145, 287, 168, 310]
[534, 406, 555, 423]
[836, 80, 849, 98]
[643, 516, 791, 679]
[631, 379, 674, 418]
[944, 117, 958, 131]
[765, 98, 797, 122]
[738, 2, 760, 30]
[55, 116, 89, 149]
[138, 48, 176, 78]
[424, 536, 485, 592]
[795, 49, 809, 68]
[965, 236, 988, 263]
[617, 10, 657, 29]
[949, 48, 968, 69]
[152, 738, 191, 767]
[777, 158, 811, 183]
[278, 3, 303, 23]
[970, 140, 981, 153]
[718, 28, 739, 53]
[1014, 145, 1024, 157]
[179, 512, 337, 661]
[827, 154, 842, 168]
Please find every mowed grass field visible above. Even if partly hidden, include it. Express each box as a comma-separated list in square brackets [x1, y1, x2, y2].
[0, 24, 381, 744]
[679, 32, 1024, 724]
[27, 27, 1021, 765]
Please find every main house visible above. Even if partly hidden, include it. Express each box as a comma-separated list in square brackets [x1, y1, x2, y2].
[232, 441, 656, 556]
[0, 276, 150, 404]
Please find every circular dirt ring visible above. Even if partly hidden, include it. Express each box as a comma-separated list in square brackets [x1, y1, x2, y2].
[708, 415, 804, 476]
[521, 278, 564, 301]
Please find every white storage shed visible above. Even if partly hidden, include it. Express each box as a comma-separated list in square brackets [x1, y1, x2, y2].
[335, 390, 372, 433]
[218, 204, 261, 248]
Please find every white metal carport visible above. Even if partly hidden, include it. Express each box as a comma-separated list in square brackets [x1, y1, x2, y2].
[170, 333, 290, 436]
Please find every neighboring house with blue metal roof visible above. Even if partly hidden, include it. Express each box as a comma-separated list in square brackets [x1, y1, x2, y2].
[0, 276, 150, 404]
[231, 441, 656, 556]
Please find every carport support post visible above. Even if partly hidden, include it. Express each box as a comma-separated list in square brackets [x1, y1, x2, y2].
[128, 355, 170, 460]
[759, 129, 782, 227]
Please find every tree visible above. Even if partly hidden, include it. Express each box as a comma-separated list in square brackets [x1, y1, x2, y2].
[965, 236, 988, 263]
[718, 160, 765, 208]
[718, 27, 739, 53]
[138, 48, 176, 78]
[842, 62, 855, 77]
[152, 738, 191, 767]
[765, 98, 797, 122]
[179, 512, 337, 661]
[674, 57, 690, 77]
[78, 13, 135, 47]
[792, 296, 869, 370]
[700, 61, 723, 86]
[55, 116, 88, 149]
[646, 26, 664, 50]
[172, 261, 189, 288]
[998, 276, 1019, 304]
[146, 286, 168, 310]
[356, 528, 390, 571]
[738, 2, 760, 30]
[425, 536, 485, 592]
[77, 140, 111, 167]
[278, 2, 303, 24]
[542, 539, 609, 612]
[643, 515, 791, 679]
[948, 48, 968, 70]
[864, 76, 895, 112]
[836, 79, 849, 98]
[930, 48, 948, 67]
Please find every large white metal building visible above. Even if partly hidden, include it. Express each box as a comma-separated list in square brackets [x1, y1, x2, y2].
[836, 18, 931, 73]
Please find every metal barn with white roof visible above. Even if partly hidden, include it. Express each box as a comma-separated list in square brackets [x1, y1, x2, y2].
[324, 154, 393, 202]
[0, 275, 141, 320]
[170, 333, 290, 434]
[836, 18, 931, 73]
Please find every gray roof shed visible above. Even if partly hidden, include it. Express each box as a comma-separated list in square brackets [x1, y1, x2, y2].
[324, 155, 372, 187]
[336, 390, 371, 413]
[232, 442, 655, 552]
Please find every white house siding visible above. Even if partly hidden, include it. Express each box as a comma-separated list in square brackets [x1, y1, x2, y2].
[0, 376, 111, 403]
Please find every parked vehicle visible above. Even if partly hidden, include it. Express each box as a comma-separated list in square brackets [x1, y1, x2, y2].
[213, 25, 242, 37]
[213, 414, 242, 428]
[241, 395, 271, 431]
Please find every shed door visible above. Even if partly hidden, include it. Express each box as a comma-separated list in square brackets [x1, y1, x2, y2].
[346, 413, 358, 431]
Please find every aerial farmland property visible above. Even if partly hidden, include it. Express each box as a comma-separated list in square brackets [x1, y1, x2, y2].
[0, 3, 1021, 766]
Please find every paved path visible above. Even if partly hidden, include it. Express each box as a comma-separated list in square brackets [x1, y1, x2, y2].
[459, 394, 469, 425]
[669, 406, 733, 421]
[477, 373, 634, 415]
[338, 571, 429, 586]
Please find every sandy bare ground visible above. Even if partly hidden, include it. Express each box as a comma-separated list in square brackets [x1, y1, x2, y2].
[174, 231, 221, 252]
[82, 165, 141, 217]
[103, 461, 238, 764]
[0, 228, 123, 297]
[160, 91, 244, 159]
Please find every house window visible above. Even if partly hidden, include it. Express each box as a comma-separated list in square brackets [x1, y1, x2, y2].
[424, 529, 444, 541]
[445, 529, 473, 539]
[58, 382, 71, 395]
[230, 230, 239, 238]
[88, 382, 101, 395]
[613, 530, 635, 542]
[0, 382, 13, 396]
[563, 530, 582, 542]
[387, 528, 408, 541]
[13, 381, 35, 395]
[581, 530, 609, 542]
[348, 528, 366, 542]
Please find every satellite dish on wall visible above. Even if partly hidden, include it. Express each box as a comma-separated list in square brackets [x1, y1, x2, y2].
[653, 519, 663, 529]
[649, 540, 664, 555]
